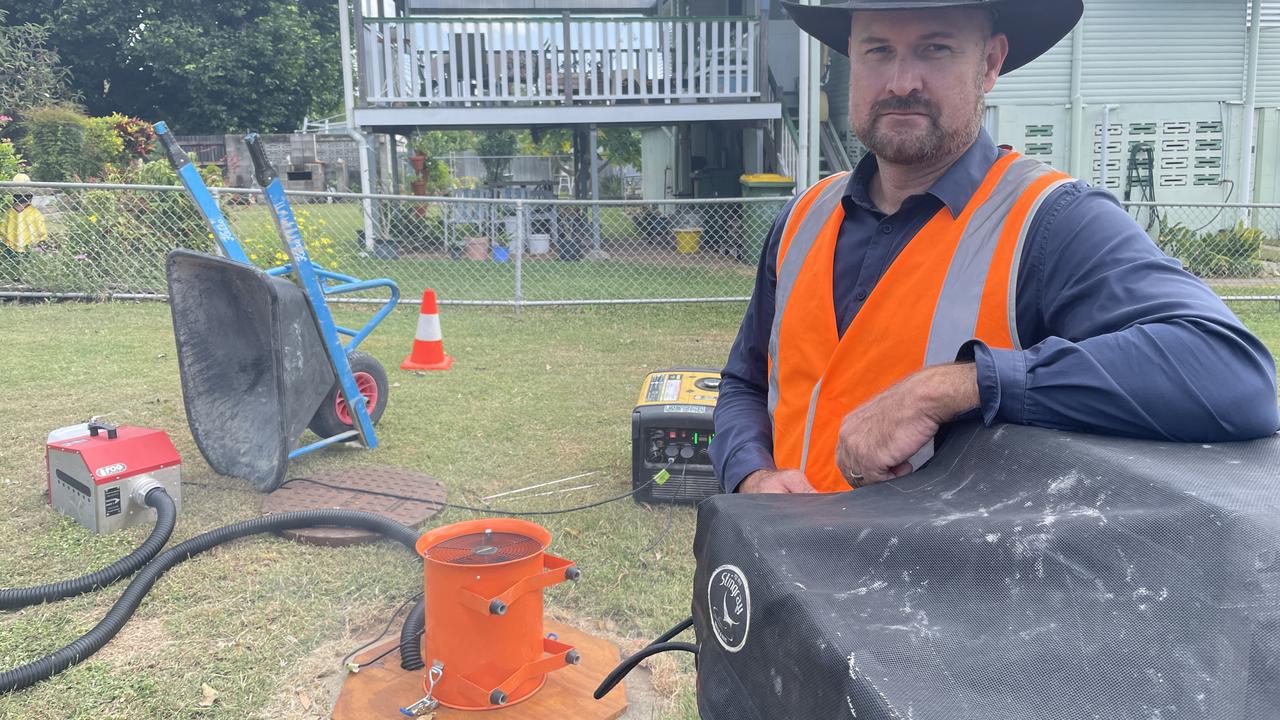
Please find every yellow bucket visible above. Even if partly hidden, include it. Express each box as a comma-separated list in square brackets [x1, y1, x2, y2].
[674, 228, 702, 254]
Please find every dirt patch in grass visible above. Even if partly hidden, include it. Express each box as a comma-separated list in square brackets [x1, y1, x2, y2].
[95, 617, 177, 669]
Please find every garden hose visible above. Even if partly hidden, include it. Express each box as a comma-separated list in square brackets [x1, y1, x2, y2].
[0, 495, 422, 695]
[593, 615, 697, 699]
[0, 487, 177, 610]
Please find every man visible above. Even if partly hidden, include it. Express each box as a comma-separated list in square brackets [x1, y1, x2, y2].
[711, 0, 1279, 495]
[4, 173, 47, 253]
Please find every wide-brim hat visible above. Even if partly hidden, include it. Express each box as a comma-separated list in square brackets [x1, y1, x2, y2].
[782, 0, 1083, 75]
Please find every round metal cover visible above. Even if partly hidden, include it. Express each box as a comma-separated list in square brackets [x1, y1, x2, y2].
[426, 530, 543, 565]
[262, 466, 447, 546]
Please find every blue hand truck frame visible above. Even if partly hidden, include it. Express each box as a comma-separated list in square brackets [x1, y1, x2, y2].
[156, 121, 399, 461]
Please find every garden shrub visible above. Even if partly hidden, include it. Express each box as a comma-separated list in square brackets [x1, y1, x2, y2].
[1159, 219, 1267, 278]
[18, 105, 87, 181]
[19, 156, 222, 293]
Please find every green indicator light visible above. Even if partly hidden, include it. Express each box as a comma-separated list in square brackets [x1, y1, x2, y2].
[694, 433, 699, 444]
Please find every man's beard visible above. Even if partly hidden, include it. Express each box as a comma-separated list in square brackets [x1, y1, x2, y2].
[853, 91, 984, 166]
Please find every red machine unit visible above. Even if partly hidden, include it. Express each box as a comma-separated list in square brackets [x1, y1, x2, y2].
[45, 423, 182, 534]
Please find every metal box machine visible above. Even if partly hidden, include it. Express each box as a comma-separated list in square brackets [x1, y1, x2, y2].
[45, 423, 182, 534]
[631, 368, 721, 503]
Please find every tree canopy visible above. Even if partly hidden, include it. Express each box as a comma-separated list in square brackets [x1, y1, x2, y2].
[0, 10, 71, 117]
[0, 1, 340, 134]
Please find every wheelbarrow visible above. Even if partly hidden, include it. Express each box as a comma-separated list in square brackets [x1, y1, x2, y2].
[156, 122, 399, 491]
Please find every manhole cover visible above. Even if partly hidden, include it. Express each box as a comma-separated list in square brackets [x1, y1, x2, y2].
[262, 466, 447, 546]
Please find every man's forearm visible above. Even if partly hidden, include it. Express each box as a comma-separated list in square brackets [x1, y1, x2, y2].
[914, 362, 981, 422]
[972, 322, 1279, 441]
[710, 375, 777, 493]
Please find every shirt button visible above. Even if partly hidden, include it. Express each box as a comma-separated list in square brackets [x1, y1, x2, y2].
[880, 224, 893, 235]
[855, 289, 868, 301]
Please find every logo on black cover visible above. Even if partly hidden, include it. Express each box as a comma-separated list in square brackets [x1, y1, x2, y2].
[708, 564, 750, 652]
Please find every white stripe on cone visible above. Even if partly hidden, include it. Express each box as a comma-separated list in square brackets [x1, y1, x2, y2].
[415, 313, 442, 342]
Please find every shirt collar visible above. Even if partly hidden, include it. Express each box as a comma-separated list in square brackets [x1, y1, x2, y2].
[844, 129, 1000, 218]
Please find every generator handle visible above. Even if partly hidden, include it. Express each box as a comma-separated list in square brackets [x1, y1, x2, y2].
[88, 422, 118, 440]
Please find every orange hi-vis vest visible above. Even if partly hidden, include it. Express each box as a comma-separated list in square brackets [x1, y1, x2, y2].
[768, 151, 1072, 492]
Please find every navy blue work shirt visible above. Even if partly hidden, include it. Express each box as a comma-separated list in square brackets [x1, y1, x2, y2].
[711, 130, 1279, 493]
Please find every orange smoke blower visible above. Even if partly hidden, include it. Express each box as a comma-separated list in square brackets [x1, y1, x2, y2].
[414, 518, 579, 710]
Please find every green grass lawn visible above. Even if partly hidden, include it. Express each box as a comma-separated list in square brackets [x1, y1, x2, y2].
[2, 298, 1279, 719]
[0, 301, 743, 719]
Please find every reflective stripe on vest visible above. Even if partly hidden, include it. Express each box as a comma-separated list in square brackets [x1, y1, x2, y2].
[767, 153, 1072, 492]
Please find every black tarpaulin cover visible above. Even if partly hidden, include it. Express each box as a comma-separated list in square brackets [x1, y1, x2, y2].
[692, 423, 1280, 719]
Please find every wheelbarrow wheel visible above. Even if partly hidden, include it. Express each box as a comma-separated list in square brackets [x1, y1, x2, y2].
[308, 351, 389, 439]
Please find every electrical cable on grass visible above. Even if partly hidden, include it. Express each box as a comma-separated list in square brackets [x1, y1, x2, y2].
[341, 590, 423, 672]
[278, 477, 654, 517]
[641, 463, 687, 556]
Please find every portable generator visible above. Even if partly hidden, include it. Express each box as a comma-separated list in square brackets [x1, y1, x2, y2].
[631, 368, 722, 503]
[45, 422, 182, 534]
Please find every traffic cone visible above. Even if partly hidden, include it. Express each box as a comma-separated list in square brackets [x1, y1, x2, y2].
[401, 289, 453, 371]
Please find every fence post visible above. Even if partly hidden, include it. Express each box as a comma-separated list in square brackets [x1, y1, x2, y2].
[514, 200, 525, 311]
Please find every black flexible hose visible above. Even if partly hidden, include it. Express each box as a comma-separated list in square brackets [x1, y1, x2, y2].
[399, 597, 425, 671]
[650, 615, 694, 646]
[0, 499, 421, 695]
[1, 487, 177, 611]
[593, 641, 698, 700]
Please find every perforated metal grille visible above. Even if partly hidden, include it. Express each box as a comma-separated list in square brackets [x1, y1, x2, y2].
[427, 531, 542, 565]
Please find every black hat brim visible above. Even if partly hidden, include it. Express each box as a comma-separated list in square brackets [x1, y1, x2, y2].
[782, 0, 1083, 75]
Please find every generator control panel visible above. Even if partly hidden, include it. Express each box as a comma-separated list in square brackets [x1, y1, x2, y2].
[631, 369, 722, 503]
[643, 427, 715, 466]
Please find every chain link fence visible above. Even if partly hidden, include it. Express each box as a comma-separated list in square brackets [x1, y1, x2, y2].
[1124, 202, 1280, 287]
[2, 181, 1279, 306]
[0, 181, 779, 305]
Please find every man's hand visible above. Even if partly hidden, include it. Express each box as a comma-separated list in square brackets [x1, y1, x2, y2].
[835, 363, 980, 488]
[738, 468, 815, 494]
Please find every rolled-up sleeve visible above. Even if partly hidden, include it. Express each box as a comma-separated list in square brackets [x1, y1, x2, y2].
[711, 197, 801, 492]
[971, 184, 1279, 441]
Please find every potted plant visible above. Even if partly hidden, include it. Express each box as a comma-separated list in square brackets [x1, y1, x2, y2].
[409, 135, 429, 175]
[408, 171, 427, 197]
[456, 222, 489, 261]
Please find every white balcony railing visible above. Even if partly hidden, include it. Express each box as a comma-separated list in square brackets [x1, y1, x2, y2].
[359, 16, 760, 106]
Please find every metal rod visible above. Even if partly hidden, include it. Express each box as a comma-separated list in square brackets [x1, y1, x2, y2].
[482, 471, 601, 501]
[519, 483, 598, 499]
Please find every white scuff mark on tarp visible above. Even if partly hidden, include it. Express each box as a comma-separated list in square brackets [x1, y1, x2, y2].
[931, 494, 1029, 526]
[939, 473, 975, 499]
[1018, 623, 1058, 639]
[1048, 470, 1084, 495]
[879, 537, 899, 562]
[837, 581, 888, 599]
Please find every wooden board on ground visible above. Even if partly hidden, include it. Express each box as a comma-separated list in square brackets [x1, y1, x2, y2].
[333, 620, 628, 719]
